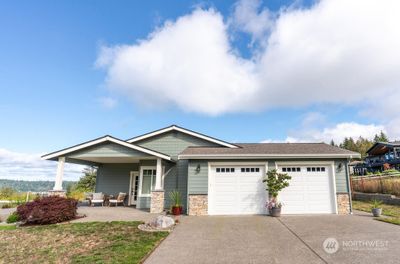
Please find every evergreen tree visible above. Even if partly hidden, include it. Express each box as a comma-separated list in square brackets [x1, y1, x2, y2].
[75, 167, 97, 192]
[330, 139, 336, 146]
[374, 131, 389, 143]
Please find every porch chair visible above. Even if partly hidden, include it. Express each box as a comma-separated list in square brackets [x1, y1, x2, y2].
[91, 192, 105, 206]
[108, 192, 127, 207]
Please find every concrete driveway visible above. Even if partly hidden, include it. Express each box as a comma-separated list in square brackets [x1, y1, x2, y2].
[145, 213, 400, 264]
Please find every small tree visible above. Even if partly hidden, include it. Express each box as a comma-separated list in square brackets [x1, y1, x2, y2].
[263, 169, 291, 200]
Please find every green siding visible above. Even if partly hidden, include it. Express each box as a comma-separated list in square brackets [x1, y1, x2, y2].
[96, 163, 138, 196]
[70, 143, 151, 158]
[135, 131, 221, 158]
[188, 159, 350, 195]
[135, 131, 221, 212]
[188, 161, 208, 194]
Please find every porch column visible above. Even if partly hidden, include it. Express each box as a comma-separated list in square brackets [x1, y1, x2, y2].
[155, 158, 163, 190]
[53, 157, 65, 191]
[150, 158, 164, 213]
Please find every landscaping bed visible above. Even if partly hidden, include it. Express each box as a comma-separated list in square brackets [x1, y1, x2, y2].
[0, 221, 168, 263]
[352, 200, 400, 226]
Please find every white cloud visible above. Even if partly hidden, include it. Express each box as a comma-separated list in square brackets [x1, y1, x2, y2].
[287, 122, 385, 143]
[97, 0, 400, 136]
[0, 149, 84, 181]
[230, 0, 274, 45]
[98, 97, 118, 109]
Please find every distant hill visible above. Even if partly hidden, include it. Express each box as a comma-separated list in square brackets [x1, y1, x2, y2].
[0, 179, 77, 192]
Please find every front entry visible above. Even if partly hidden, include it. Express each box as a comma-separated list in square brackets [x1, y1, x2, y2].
[129, 171, 139, 206]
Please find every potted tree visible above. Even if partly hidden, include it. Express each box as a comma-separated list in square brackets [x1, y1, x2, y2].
[169, 190, 183, 215]
[263, 169, 291, 217]
[371, 199, 383, 217]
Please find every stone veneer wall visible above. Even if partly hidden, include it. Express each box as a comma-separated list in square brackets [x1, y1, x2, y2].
[47, 190, 66, 197]
[188, 194, 208, 216]
[337, 193, 350, 214]
[150, 191, 164, 213]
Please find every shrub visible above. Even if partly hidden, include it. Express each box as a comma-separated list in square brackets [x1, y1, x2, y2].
[67, 189, 86, 201]
[17, 196, 78, 225]
[1, 203, 13, 209]
[6, 212, 20, 223]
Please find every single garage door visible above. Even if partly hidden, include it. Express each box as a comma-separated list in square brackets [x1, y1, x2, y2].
[209, 165, 267, 215]
[277, 164, 336, 214]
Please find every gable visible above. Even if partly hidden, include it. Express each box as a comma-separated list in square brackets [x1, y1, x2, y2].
[135, 131, 224, 158]
[69, 142, 152, 159]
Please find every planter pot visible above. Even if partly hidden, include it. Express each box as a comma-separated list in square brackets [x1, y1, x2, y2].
[269, 207, 281, 217]
[172, 206, 183, 216]
[372, 208, 382, 217]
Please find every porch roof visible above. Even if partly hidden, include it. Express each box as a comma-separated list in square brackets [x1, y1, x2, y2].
[41, 135, 172, 162]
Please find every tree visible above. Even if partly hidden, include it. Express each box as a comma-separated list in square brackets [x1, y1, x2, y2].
[75, 167, 97, 192]
[263, 169, 291, 199]
[374, 131, 389, 143]
[330, 139, 336, 146]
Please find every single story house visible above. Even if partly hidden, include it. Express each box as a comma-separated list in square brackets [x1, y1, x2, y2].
[42, 125, 360, 215]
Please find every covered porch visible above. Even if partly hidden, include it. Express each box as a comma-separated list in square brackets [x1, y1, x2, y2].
[42, 135, 174, 213]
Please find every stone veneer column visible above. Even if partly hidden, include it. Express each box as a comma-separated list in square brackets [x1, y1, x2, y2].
[188, 194, 208, 216]
[150, 190, 164, 213]
[47, 190, 66, 197]
[337, 193, 351, 214]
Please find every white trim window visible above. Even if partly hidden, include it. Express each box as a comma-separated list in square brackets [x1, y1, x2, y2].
[139, 166, 157, 197]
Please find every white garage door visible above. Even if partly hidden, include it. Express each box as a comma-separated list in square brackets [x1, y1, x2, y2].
[277, 164, 336, 214]
[209, 165, 267, 215]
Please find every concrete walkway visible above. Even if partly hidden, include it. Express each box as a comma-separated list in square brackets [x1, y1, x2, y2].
[73, 206, 157, 223]
[145, 213, 400, 264]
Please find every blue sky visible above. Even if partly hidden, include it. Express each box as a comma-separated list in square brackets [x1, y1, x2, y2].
[1, 0, 399, 180]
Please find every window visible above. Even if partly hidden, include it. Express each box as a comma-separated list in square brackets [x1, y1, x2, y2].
[240, 167, 261, 173]
[216, 167, 235, 173]
[141, 168, 156, 195]
[306, 167, 326, 172]
[281, 167, 301, 172]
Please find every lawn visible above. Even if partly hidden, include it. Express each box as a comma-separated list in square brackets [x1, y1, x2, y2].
[0, 221, 168, 264]
[352, 200, 400, 225]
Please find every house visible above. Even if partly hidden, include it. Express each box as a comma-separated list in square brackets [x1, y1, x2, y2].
[352, 142, 400, 175]
[42, 125, 360, 215]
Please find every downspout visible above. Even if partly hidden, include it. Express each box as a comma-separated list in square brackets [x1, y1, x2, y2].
[346, 156, 353, 214]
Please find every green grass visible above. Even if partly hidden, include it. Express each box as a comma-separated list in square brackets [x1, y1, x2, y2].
[0, 225, 16, 230]
[352, 200, 400, 218]
[352, 200, 400, 226]
[376, 217, 400, 226]
[0, 221, 168, 264]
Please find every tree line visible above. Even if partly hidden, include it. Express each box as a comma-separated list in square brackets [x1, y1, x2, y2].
[330, 131, 389, 159]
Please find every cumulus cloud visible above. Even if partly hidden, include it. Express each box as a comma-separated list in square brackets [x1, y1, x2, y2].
[97, 0, 400, 135]
[0, 149, 84, 181]
[287, 122, 385, 143]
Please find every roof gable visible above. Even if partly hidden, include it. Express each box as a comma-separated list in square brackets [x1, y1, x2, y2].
[42, 135, 171, 161]
[127, 125, 238, 148]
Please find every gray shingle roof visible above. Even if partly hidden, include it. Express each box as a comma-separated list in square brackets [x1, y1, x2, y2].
[179, 143, 360, 157]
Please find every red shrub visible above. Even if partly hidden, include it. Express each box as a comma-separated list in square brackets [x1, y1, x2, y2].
[17, 196, 78, 225]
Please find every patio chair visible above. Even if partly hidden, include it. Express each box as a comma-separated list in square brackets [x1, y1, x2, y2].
[91, 192, 105, 206]
[108, 192, 127, 207]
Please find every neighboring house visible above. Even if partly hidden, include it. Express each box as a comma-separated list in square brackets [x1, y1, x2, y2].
[353, 142, 400, 175]
[42, 125, 360, 215]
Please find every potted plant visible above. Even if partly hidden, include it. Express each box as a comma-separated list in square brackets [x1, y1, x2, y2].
[371, 199, 383, 217]
[169, 190, 183, 215]
[263, 169, 291, 217]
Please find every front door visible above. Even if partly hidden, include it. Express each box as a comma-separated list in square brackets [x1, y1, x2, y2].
[129, 171, 139, 206]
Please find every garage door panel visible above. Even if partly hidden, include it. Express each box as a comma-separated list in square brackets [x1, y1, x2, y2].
[277, 164, 335, 214]
[210, 165, 266, 215]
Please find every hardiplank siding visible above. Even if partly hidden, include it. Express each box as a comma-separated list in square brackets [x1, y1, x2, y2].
[96, 163, 139, 195]
[136, 131, 221, 211]
[70, 142, 151, 159]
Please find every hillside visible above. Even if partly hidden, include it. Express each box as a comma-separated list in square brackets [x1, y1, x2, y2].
[0, 179, 76, 192]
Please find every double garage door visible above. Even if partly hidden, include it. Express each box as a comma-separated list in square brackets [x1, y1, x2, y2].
[208, 163, 336, 215]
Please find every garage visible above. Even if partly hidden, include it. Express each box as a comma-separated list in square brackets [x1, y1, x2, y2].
[277, 163, 336, 214]
[208, 164, 267, 215]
